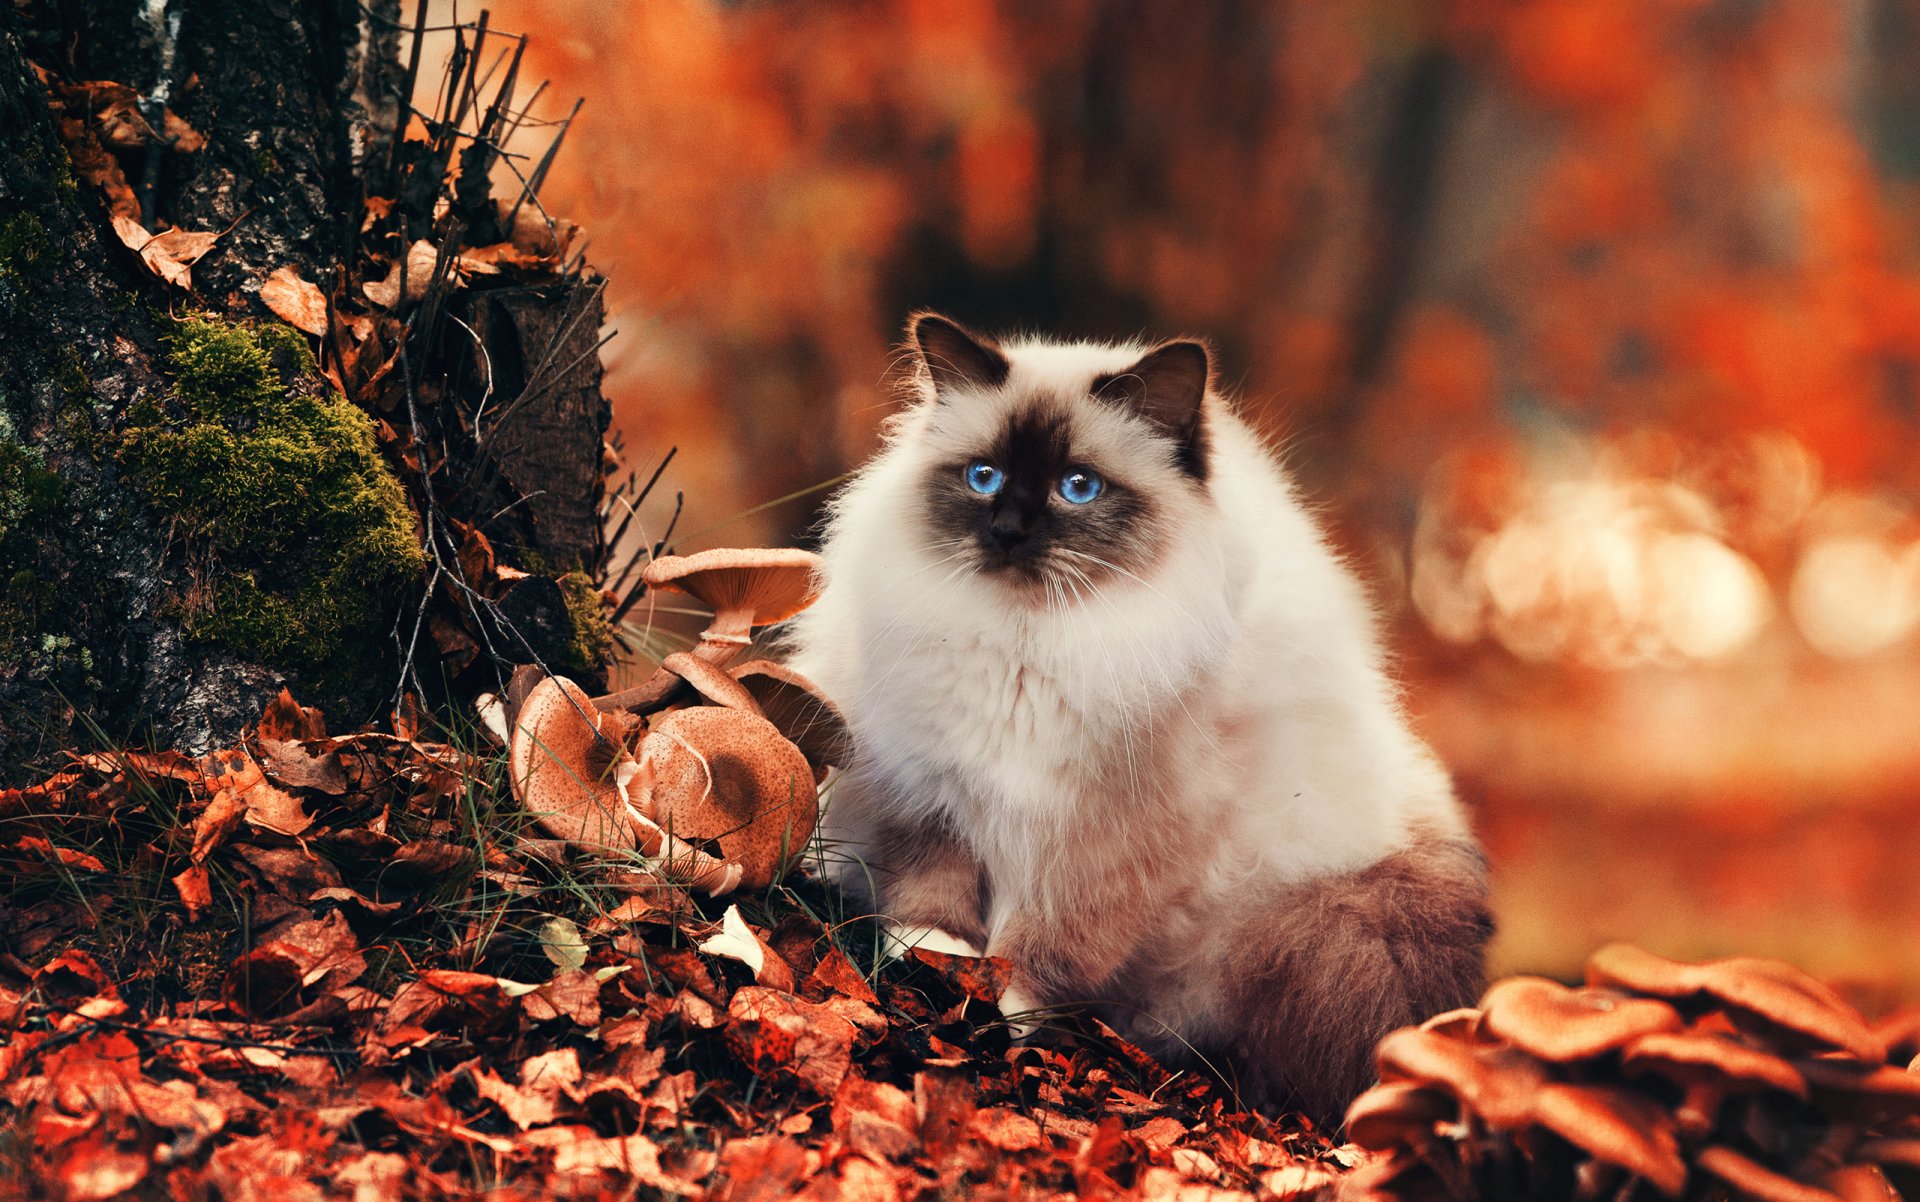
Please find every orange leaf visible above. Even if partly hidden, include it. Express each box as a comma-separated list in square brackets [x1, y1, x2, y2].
[259, 266, 329, 336]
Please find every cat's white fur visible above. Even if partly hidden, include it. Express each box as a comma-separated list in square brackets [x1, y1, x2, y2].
[787, 333, 1476, 1107]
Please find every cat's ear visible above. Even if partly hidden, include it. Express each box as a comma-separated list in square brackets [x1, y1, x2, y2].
[910, 313, 1009, 398]
[1093, 340, 1211, 478]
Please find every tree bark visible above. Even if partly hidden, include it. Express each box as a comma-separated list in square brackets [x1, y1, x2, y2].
[0, 1, 615, 776]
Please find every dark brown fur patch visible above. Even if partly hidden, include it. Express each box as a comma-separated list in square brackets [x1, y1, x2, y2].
[912, 313, 1009, 396]
[1090, 341, 1211, 480]
[860, 818, 993, 949]
[921, 402, 1156, 585]
[1207, 832, 1493, 1130]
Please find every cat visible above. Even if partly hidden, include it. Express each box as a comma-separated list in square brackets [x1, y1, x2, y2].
[786, 313, 1491, 1126]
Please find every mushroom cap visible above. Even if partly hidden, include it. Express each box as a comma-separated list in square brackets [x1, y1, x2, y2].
[1872, 1008, 1920, 1066]
[1529, 1082, 1687, 1198]
[730, 659, 852, 774]
[1481, 977, 1683, 1062]
[1854, 1140, 1920, 1171]
[1375, 1028, 1544, 1129]
[662, 652, 761, 713]
[507, 676, 639, 853]
[1794, 1059, 1920, 1122]
[1344, 1080, 1455, 1152]
[1587, 944, 1884, 1063]
[1376, 1028, 1687, 1196]
[1620, 1030, 1807, 1098]
[1695, 1147, 1842, 1202]
[640, 548, 822, 628]
[1335, 1150, 1448, 1202]
[1418, 1007, 1486, 1042]
[636, 706, 818, 890]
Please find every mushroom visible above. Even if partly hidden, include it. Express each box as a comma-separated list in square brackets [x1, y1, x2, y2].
[631, 705, 819, 890]
[730, 659, 852, 778]
[1375, 1029, 1688, 1197]
[661, 652, 761, 713]
[1337, 1150, 1449, 1202]
[1375, 1028, 1545, 1130]
[1820, 1165, 1902, 1202]
[593, 547, 822, 713]
[1794, 1060, 1920, 1124]
[1418, 1007, 1486, 1042]
[1587, 944, 1885, 1063]
[1480, 977, 1683, 1063]
[1871, 1009, 1920, 1066]
[1345, 1080, 1457, 1152]
[1695, 1146, 1843, 1202]
[507, 675, 640, 853]
[507, 675, 744, 894]
[1528, 1082, 1688, 1199]
[1620, 1028, 1807, 1135]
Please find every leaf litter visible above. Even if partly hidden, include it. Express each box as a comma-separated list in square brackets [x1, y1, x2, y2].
[0, 689, 1346, 1200]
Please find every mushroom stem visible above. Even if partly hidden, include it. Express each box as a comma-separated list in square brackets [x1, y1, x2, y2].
[689, 612, 755, 664]
[591, 670, 693, 715]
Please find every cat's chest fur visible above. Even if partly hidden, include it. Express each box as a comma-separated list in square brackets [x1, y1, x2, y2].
[868, 620, 1137, 807]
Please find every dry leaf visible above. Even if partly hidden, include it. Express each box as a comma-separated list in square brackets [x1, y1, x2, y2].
[699, 904, 797, 992]
[362, 240, 438, 308]
[259, 265, 328, 336]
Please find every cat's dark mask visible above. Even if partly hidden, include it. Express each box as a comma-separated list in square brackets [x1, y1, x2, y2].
[909, 313, 1211, 585]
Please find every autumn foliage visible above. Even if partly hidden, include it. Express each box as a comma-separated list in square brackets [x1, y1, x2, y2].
[0, 693, 1348, 1199]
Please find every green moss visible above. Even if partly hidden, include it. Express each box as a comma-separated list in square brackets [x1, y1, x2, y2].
[0, 213, 51, 327]
[118, 314, 424, 668]
[558, 570, 613, 675]
[0, 434, 63, 547]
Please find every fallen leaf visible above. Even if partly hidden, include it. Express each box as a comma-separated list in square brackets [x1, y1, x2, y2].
[172, 863, 212, 919]
[539, 915, 589, 973]
[727, 987, 858, 1096]
[699, 904, 797, 991]
[832, 1077, 918, 1162]
[136, 226, 222, 289]
[259, 265, 329, 336]
[362, 240, 438, 308]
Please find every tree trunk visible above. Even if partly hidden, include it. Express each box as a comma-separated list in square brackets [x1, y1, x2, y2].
[0, 1, 616, 776]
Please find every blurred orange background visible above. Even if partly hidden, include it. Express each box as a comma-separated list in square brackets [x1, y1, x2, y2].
[431, 0, 1920, 999]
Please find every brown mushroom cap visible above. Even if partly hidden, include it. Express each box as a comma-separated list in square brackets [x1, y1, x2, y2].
[662, 652, 762, 713]
[730, 659, 852, 775]
[1621, 1030, 1807, 1098]
[1418, 1007, 1485, 1042]
[1376, 1028, 1687, 1196]
[1695, 1147, 1841, 1202]
[641, 548, 822, 646]
[1872, 1008, 1920, 1066]
[1530, 1082, 1688, 1198]
[1481, 977, 1684, 1062]
[1794, 1059, 1920, 1122]
[507, 676, 638, 853]
[634, 706, 818, 890]
[1375, 1028, 1544, 1129]
[1587, 944, 1884, 1063]
[1344, 1080, 1456, 1152]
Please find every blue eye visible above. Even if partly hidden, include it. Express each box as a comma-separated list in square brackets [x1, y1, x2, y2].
[1058, 468, 1104, 504]
[965, 461, 1005, 495]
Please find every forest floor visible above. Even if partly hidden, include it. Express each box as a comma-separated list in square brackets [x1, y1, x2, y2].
[0, 691, 1347, 1200]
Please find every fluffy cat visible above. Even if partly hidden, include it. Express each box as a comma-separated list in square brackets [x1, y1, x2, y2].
[787, 313, 1491, 1126]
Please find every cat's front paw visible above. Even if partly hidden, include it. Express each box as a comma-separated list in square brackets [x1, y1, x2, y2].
[996, 982, 1042, 1040]
[880, 922, 984, 962]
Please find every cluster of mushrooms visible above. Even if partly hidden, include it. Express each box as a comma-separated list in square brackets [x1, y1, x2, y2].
[501, 548, 849, 896]
[1340, 944, 1920, 1202]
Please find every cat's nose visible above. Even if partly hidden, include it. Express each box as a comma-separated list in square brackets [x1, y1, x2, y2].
[984, 515, 1029, 553]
